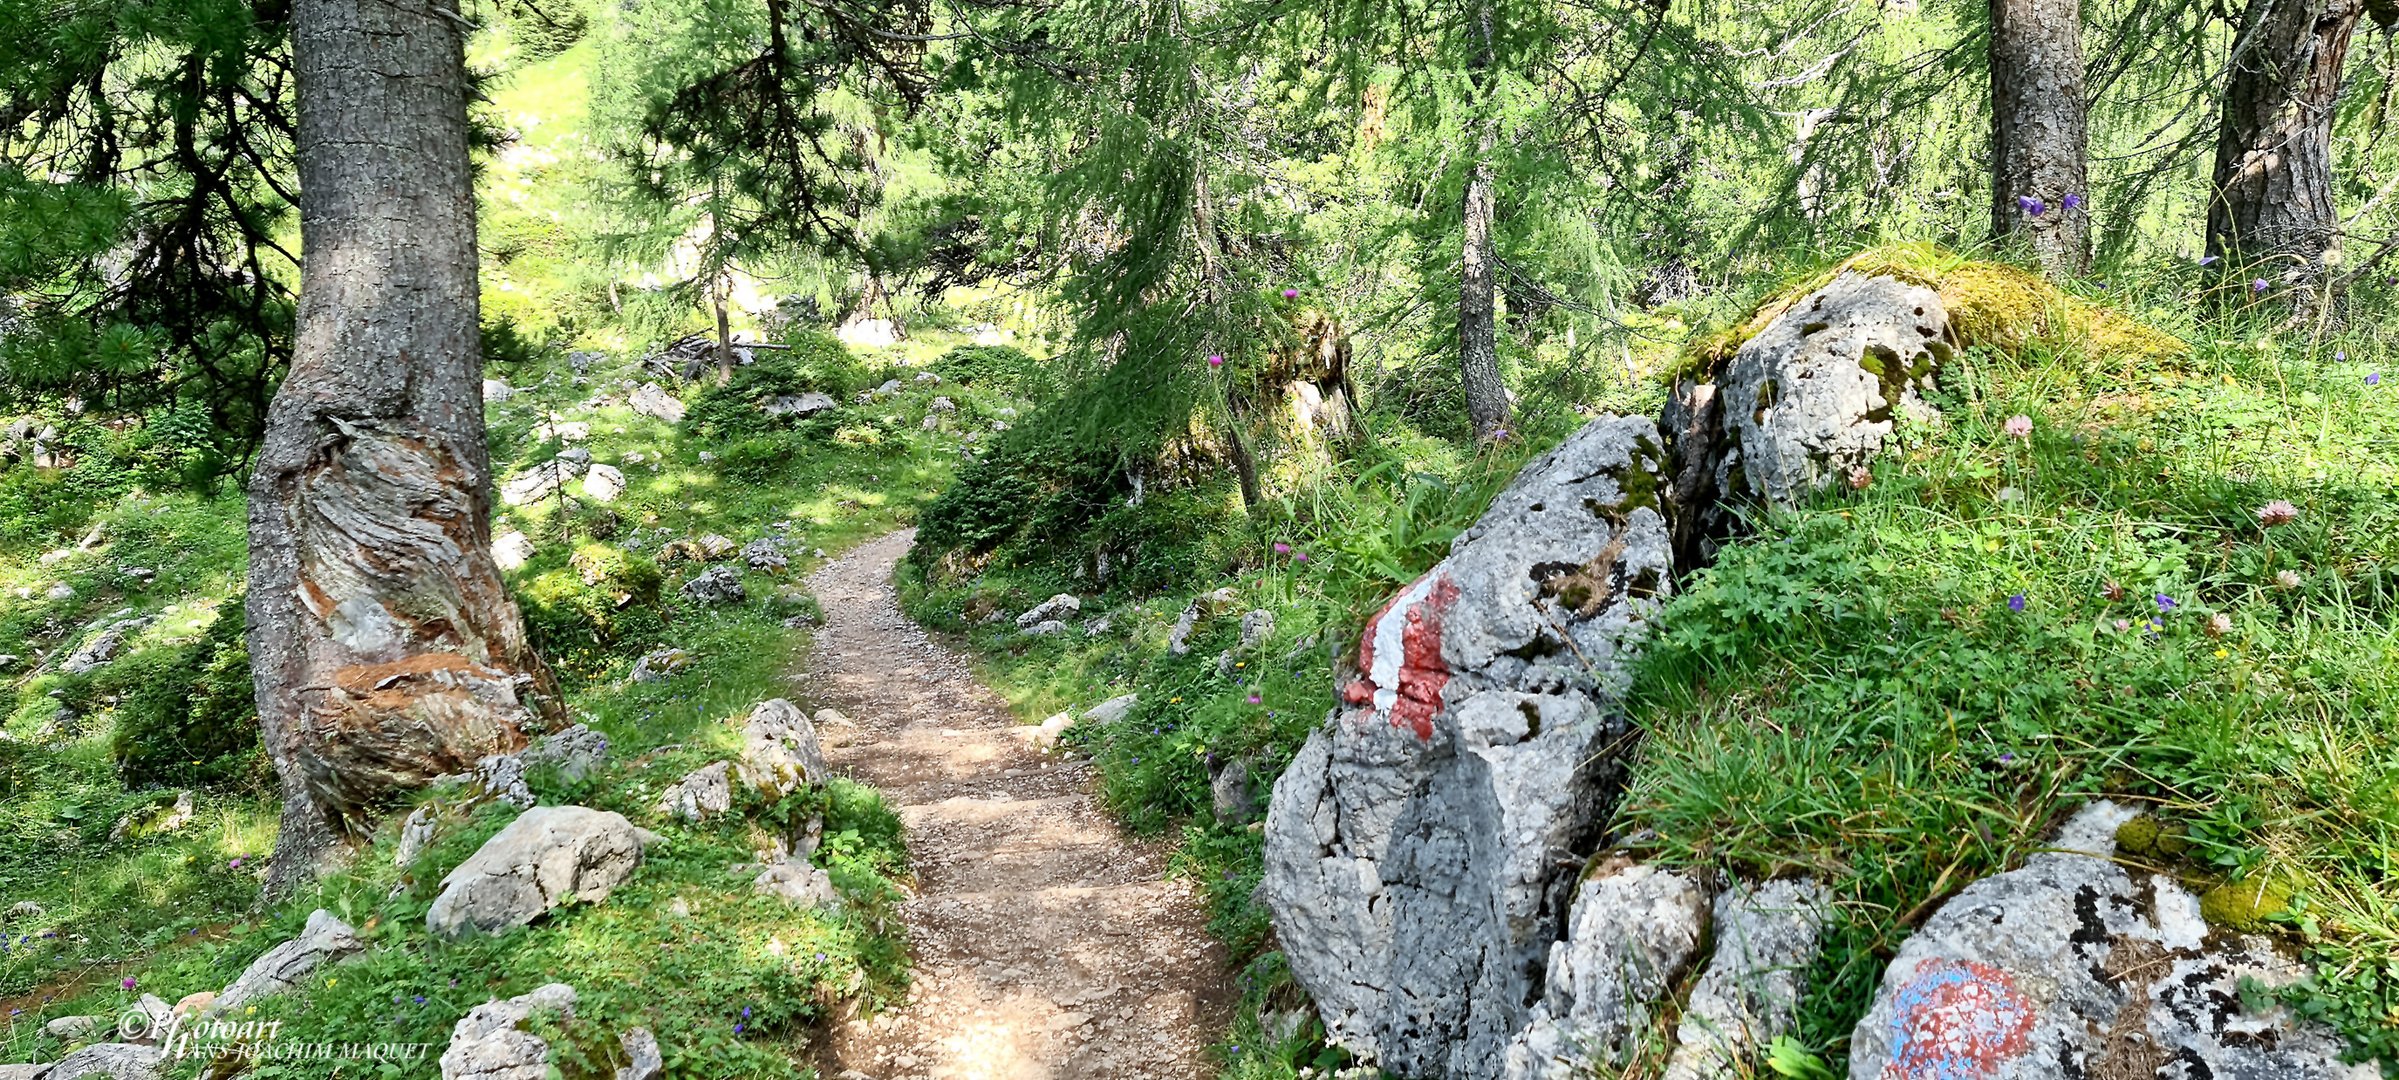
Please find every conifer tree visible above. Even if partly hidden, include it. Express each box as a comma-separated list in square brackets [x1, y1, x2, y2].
[1989, 0, 2092, 275]
[2207, 0, 2369, 293]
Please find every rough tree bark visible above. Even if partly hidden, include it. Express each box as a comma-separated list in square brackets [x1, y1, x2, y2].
[2206, 0, 2365, 290]
[1458, 0, 1510, 442]
[1989, 0, 2092, 276]
[250, 0, 559, 892]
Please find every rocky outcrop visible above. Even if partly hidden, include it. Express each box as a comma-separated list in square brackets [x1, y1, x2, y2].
[1503, 864, 1709, 1079]
[427, 807, 644, 937]
[1849, 802, 2378, 1080]
[439, 984, 575, 1080]
[1660, 879, 1830, 1080]
[213, 909, 365, 1013]
[655, 761, 733, 822]
[1015, 594, 1080, 628]
[42, 1044, 163, 1080]
[680, 566, 745, 606]
[1662, 271, 1951, 566]
[1261, 414, 1675, 1078]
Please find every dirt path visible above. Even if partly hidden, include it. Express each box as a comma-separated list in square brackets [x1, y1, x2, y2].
[803, 530, 1232, 1080]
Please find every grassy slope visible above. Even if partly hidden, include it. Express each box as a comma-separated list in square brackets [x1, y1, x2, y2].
[910, 248, 2399, 1076]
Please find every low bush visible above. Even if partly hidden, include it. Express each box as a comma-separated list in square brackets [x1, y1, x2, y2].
[111, 597, 264, 790]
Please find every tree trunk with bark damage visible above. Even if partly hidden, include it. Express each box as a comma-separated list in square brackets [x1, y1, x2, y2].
[1458, 2, 1510, 442]
[2207, 0, 2365, 291]
[250, 0, 558, 893]
[1990, 0, 2092, 276]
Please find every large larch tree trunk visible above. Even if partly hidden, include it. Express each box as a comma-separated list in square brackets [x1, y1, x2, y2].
[1458, 0, 1510, 442]
[2206, 0, 2365, 288]
[1990, 0, 2092, 276]
[249, 0, 558, 892]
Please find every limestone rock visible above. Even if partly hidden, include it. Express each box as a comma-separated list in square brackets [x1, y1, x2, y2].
[1662, 271, 1949, 565]
[481, 379, 514, 403]
[491, 531, 536, 572]
[396, 806, 438, 867]
[214, 909, 366, 1013]
[44, 1044, 162, 1080]
[1084, 694, 1139, 726]
[1029, 711, 1074, 753]
[0, 1064, 51, 1079]
[735, 699, 826, 799]
[628, 383, 686, 423]
[753, 860, 839, 908]
[763, 392, 837, 418]
[1209, 757, 1258, 823]
[5, 901, 43, 921]
[680, 566, 745, 606]
[1659, 878, 1829, 1080]
[655, 761, 733, 823]
[44, 1015, 102, 1040]
[521, 723, 609, 783]
[630, 648, 689, 683]
[59, 626, 129, 676]
[477, 753, 535, 809]
[615, 1028, 663, 1080]
[500, 457, 587, 506]
[1167, 588, 1240, 655]
[1504, 864, 1710, 1080]
[439, 984, 575, 1080]
[1848, 801, 2379, 1080]
[426, 807, 643, 937]
[741, 538, 787, 571]
[582, 464, 626, 503]
[1015, 593, 1081, 628]
[1261, 414, 1675, 1077]
[1024, 619, 1067, 636]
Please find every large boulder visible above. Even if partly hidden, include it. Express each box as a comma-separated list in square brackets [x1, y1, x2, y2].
[735, 698, 827, 799]
[628, 383, 686, 423]
[213, 909, 365, 1013]
[44, 1044, 162, 1080]
[1662, 271, 1950, 565]
[1261, 414, 1675, 1077]
[1849, 802, 2379, 1080]
[426, 807, 644, 937]
[439, 984, 575, 1080]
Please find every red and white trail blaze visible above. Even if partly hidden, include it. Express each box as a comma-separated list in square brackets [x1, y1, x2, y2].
[1341, 571, 1458, 741]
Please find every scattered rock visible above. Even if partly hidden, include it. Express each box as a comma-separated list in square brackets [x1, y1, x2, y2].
[521, 723, 609, 783]
[426, 807, 644, 937]
[615, 1028, 663, 1080]
[6, 901, 44, 920]
[500, 457, 588, 506]
[735, 699, 827, 799]
[43, 582, 73, 602]
[1208, 757, 1257, 822]
[929, 396, 957, 413]
[1260, 414, 1674, 1076]
[491, 531, 536, 571]
[396, 806, 438, 867]
[439, 984, 575, 1080]
[1504, 864, 1710, 1079]
[43, 1044, 162, 1080]
[753, 860, 839, 908]
[1848, 801, 2379, 1080]
[44, 1014, 102, 1040]
[1658, 878, 1828, 1080]
[481, 379, 515, 403]
[214, 909, 366, 1013]
[764, 392, 838, 418]
[582, 464, 626, 503]
[628, 383, 686, 423]
[694, 534, 736, 559]
[655, 761, 733, 823]
[1237, 609, 1276, 650]
[533, 419, 589, 443]
[477, 753, 535, 809]
[742, 538, 787, 571]
[680, 566, 745, 606]
[1015, 593, 1081, 628]
[106, 790, 194, 841]
[1084, 694, 1139, 726]
[1024, 619, 1067, 636]
[1166, 588, 1240, 655]
[630, 648, 690, 683]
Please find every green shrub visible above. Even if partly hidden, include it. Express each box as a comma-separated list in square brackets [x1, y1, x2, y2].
[111, 597, 264, 790]
[685, 332, 878, 441]
[518, 545, 667, 680]
[934, 344, 1052, 398]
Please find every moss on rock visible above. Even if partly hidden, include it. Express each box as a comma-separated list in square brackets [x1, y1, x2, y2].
[2200, 874, 2296, 932]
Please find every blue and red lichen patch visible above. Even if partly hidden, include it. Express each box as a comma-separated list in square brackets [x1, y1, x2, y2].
[1341, 571, 1458, 741]
[1880, 958, 2038, 1080]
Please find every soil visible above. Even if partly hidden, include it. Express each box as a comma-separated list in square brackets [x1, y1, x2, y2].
[803, 530, 1233, 1080]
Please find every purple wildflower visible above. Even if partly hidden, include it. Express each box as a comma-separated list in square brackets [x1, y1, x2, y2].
[2155, 594, 2177, 612]
[414, 995, 426, 1005]
[733, 1023, 744, 1035]
[2008, 593, 2027, 613]
[1282, 288, 1299, 299]
[2198, 255, 2219, 266]
[1247, 694, 1262, 705]
[2061, 193, 2084, 212]
[2369, 373, 2383, 386]
[2017, 195, 2046, 216]
[2252, 278, 2270, 294]
[1293, 552, 1308, 562]
[1273, 542, 1290, 554]
[122, 977, 136, 991]
[1206, 354, 1223, 368]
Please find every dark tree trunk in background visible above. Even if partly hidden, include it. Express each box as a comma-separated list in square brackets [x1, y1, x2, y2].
[713, 273, 735, 384]
[1458, 1, 1510, 441]
[1990, 0, 2092, 276]
[2207, 0, 2364, 291]
[250, 0, 557, 893]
